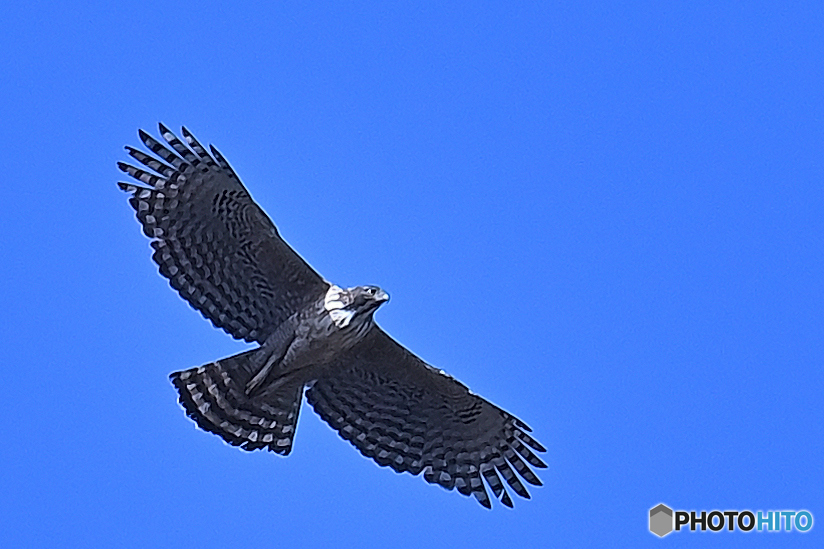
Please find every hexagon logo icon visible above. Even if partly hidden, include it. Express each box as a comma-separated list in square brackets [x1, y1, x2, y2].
[650, 504, 674, 537]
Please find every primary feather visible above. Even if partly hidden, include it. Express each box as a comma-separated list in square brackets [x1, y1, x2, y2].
[119, 124, 546, 509]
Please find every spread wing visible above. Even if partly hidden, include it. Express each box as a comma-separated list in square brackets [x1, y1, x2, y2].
[118, 124, 328, 343]
[305, 328, 547, 508]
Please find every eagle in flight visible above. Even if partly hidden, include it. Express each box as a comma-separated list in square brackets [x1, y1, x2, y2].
[118, 124, 546, 508]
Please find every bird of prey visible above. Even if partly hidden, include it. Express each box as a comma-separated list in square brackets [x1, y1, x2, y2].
[118, 124, 546, 508]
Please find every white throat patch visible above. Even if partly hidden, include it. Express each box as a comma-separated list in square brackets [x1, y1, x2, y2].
[324, 285, 355, 328]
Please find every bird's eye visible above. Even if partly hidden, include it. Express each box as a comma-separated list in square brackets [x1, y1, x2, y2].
[366, 287, 375, 295]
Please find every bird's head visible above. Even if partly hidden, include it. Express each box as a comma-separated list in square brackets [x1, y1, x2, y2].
[324, 284, 389, 328]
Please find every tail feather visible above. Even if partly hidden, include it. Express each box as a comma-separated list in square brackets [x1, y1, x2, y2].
[170, 349, 303, 455]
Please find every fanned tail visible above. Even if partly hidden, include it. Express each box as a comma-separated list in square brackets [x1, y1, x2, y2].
[170, 349, 303, 455]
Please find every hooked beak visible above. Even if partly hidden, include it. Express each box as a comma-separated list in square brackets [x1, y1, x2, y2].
[375, 289, 390, 302]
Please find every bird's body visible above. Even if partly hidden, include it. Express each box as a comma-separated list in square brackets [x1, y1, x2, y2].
[242, 285, 388, 396]
[119, 124, 546, 508]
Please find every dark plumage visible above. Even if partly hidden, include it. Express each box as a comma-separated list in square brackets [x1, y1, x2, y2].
[119, 124, 546, 508]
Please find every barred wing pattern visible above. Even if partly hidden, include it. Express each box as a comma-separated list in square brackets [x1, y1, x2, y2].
[306, 328, 547, 508]
[118, 124, 327, 343]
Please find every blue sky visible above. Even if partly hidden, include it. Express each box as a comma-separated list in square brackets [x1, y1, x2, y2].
[1, 2, 822, 547]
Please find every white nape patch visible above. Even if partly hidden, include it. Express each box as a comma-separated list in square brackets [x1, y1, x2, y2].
[324, 285, 356, 328]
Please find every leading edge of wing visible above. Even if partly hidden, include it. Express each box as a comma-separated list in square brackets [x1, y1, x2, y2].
[306, 326, 546, 509]
[118, 124, 328, 343]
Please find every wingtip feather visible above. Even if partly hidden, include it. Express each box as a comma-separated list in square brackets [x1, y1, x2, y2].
[501, 490, 514, 508]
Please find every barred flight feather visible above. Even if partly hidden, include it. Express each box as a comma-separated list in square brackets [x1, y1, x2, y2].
[119, 125, 546, 510]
